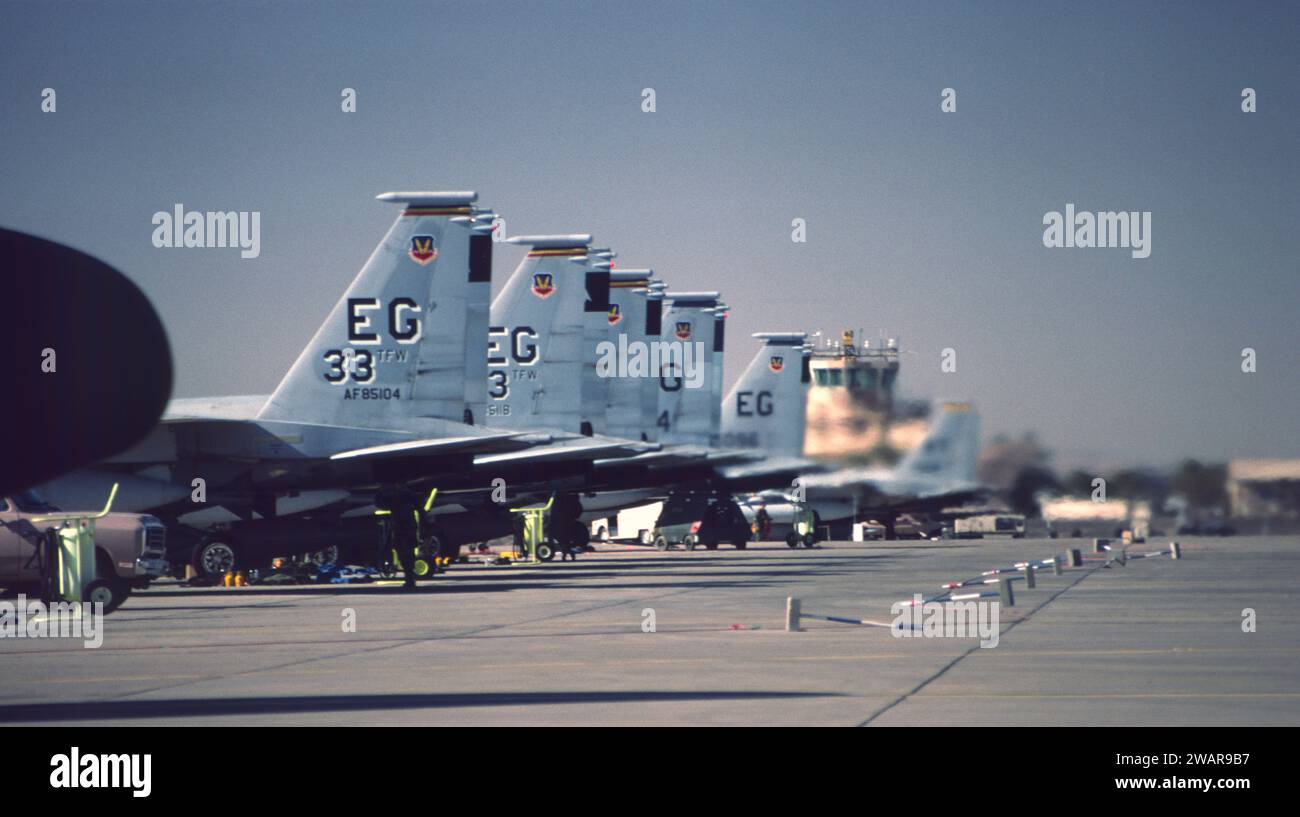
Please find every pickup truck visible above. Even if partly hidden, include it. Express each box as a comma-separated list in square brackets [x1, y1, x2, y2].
[0, 489, 168, 612]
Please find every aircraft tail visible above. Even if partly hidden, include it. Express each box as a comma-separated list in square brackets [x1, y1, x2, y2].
[719, 332, 808, 457]
[895, 401, 980, 483]
[657, 292, 721, 446]
[709, 302, 728, 439]
[259, 192, 493, 427]
[488, 234, 603, 434]
[581, 247, 616, 436]
[641, 283, 666, 440]
[604, 269, 653, 440]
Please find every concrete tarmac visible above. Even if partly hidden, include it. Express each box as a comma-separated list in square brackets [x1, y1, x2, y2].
[1, 536, 1297, 726]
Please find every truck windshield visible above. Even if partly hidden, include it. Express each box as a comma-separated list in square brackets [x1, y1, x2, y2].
[11, 490, 59, 513]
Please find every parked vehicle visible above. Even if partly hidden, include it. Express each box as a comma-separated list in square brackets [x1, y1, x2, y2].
[0, 489, 168, 612]
[955, 514, 1026, 539]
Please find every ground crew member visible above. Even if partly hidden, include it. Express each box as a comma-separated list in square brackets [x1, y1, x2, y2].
[375, 483, 422, 589]
[755, 505, 772, 541]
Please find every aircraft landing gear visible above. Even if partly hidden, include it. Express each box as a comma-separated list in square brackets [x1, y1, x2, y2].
[192, 538, 238, 578]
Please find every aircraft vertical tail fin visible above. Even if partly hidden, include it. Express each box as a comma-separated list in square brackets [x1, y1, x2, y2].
[460, 205, 498, 425]
[719, 332, 808, 457]
[709, 302, 728, 440]
[895, 401, 980, 483]
[604, 269, 653, 440]
[581, 247, 615, 436]
[657, 292, 721, 446]
[258, 192, 489, 427]
[487, 234, 595, 432]
[640, 284, 666, 440]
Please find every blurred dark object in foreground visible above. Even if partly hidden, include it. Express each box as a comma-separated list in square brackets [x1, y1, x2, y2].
[0, 227, 172, 495]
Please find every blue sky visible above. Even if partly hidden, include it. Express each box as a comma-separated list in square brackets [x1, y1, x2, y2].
[2, 0, 1296, 469]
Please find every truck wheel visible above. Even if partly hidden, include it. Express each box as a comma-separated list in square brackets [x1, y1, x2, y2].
[192, 540, 237, 578]
[83, 579, 128, 614]
[653, 535, 669, 551]
[802, 535, 816, 548]
[683, 534, 698, 551]
[91, 551, 131, 613]
[703, 540, 719, 551]
[785, 533, 799, 548]
[733, 540, 747, 550]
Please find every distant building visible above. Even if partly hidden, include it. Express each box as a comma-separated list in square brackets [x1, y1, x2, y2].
[1228, 459, 1300, 519]
[803, 329, 929, 466]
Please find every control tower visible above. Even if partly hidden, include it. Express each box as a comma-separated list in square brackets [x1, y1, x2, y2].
[803, 329, 929, 466]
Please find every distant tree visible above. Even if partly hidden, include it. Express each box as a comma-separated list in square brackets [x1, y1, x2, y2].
[1106, 468, 1169, 507]
[1062, 469, 1096, 497]
[979, 432, 1053, 492]
[1170, 460, 1227, 509]
[1009, 466, 1061, 518]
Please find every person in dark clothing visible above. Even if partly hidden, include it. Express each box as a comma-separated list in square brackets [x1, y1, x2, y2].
[755, 505, 772, 541]
[375, 483, 422, 589]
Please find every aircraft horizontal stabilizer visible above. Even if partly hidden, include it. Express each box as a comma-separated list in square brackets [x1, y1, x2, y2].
[162, 395, 270, 422]
[330, 432, 532, 462]
[476, 438, 657, 467]
[718, 456, 824, 482]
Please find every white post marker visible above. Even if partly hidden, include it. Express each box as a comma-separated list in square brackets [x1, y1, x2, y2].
[1171, 541, 1182, 560]
[786, 597, 801, 632]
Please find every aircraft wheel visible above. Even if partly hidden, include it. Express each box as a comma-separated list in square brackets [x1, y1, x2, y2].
[563, 519, 589, 547]
[192, 540, 237, 578]
[308, 545, 340, 566]
[536, 540, 557, 561]
[653, 535, 669, 551]
[420, 533, 445, 564]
